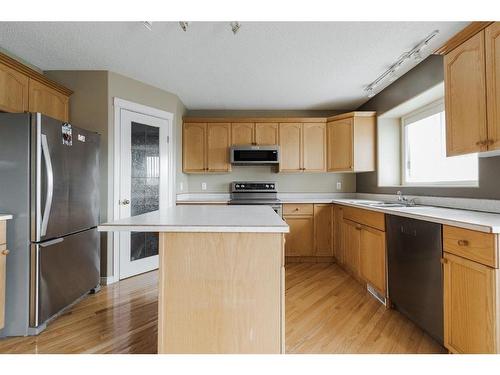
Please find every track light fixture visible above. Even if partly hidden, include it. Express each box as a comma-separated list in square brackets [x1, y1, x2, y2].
[179, 22, 189, 32]
[143, 21, 152, 31]
[230, 22, 241, 35]
[364, 30, 439, 98]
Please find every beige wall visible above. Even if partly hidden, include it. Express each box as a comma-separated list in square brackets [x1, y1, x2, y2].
[187, 167, 356, 193]
[46, 70, 187, 279]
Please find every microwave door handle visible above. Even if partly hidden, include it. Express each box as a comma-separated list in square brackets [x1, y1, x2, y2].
[40, 134, 54, 237]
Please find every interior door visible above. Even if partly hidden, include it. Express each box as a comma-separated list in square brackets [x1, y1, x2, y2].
[118, 109, 170, 279]
[36, 115, 100, 242]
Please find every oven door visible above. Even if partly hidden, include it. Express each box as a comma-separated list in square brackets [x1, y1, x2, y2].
[230, 146, 279, 164]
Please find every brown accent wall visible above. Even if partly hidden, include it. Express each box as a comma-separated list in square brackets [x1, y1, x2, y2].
[356, 55, 500, 200]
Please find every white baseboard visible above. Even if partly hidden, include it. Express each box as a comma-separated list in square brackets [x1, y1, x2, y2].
[100, 276, 118, 286]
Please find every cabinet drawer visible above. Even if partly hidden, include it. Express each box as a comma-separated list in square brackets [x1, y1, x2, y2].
[283, 204, 314, 216]
[443, 225, 498, 268]
[0, 221, 5, 245]
[342, 206, 385, 231]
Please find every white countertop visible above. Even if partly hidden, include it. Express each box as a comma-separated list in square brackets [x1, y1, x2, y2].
[98, 205, 289, 233]
[0, 214, 13, 220]
[332, 199, 500, 234]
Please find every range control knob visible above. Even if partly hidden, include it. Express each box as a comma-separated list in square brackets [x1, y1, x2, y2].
[235, 184, 240, 188]
[241, 184, 245, 188]
[270, 184, 275, 189]
[265, 184, 269, 188]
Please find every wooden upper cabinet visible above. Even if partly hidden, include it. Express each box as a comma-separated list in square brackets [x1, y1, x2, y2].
[231, 122, 254, 145]
[303, 123, 326, 172]
[207, 123, 231, 172]
[359, 226, 386, 295]
[443, 252, 498, 353]
[486, 22, 500, 151]
[255, 123, 278, 145]
[0, 61, 29, 113]
[279, 123, 302, 172]
[327, 118, 353, 171]
[183, 123, 207, 173]
[28, 78, 69, 122]
[313, 204, 332, 256]
[327, 112, 376, 172]
[445, 31, 488, 156]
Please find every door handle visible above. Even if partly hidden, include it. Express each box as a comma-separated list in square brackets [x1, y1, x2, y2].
[120, 199, 130, 205]
[40, 134, 54, 238]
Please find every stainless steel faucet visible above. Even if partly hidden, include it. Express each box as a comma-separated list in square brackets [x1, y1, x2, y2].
[396, 191, 416, 206]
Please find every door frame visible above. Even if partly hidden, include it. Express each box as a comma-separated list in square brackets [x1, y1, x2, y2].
[109, 97, 175, 284]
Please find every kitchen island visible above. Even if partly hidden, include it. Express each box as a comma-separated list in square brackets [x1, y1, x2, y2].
[99, 205, 288, 354]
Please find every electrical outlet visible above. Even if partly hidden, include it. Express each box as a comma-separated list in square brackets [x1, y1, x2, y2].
[336, 181, 342, 190]
[179, 182, 184, 191]
[201, 182, 207, 191]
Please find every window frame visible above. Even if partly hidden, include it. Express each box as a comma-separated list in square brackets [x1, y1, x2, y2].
[401, 99, 479, 187]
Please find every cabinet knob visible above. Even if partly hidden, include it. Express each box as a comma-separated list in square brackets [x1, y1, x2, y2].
[457, 240, 469, 246]
[2, 249, 9, 255]
[440, 258, 448, 265]
[355, 224, 362, 230]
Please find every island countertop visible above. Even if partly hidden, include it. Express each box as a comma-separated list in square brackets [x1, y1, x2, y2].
[98, 205, 289, 233]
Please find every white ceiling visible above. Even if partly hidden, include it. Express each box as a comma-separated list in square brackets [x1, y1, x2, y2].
[0, 22, 467, 110]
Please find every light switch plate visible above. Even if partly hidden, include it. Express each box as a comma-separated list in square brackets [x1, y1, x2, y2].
[201, 182, 207, 191]
[336, 181, 342, 190]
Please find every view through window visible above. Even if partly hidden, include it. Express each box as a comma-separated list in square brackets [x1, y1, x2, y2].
[402, 100, 478, 186]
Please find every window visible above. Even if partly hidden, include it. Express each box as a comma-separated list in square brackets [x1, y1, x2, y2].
[402, 100, 478, 186]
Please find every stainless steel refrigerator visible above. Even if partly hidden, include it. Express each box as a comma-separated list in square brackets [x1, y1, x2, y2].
[0, 113, 100, 337]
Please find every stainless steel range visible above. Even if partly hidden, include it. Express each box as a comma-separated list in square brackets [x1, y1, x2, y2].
[228, 181, 282, 216]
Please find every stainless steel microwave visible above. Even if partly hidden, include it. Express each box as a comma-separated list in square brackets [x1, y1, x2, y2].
[230, 145, 280, 165]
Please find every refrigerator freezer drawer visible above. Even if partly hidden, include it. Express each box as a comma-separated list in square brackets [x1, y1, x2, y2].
[30, 228, 100, 327]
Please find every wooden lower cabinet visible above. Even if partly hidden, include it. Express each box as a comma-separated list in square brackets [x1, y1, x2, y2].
[313, 204, 332, 256]
[337, 205, 387, 297]
[333, 205, 344, 264]
[443, 252, 499, 353]
[0, 220, 7, 329]
[359, 226, 386, 294]
[342, 219, 361, 278]
[284, 215, 314, 257]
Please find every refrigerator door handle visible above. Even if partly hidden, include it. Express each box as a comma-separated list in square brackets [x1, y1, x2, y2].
[40, 134, 54, 237]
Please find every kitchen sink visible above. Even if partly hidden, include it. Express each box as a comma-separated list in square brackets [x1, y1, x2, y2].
[368, 202, 407, 208]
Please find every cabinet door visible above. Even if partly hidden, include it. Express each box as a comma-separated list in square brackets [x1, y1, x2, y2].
[183, 123, 207, 172]
[313, 204, 332, 256]
[255, 123, 278, 145]
[0, 62, 29, 113]
[284, 215, 314, 257]
[327, 119, 353, 171]
[0, 244, 7, 329]
[443, 252, 497, 353]
[486, 22, 500, 151]
[303, 123, 326, 172]
[342, 219, 360, 278]
[279, 123, 302, 172]
[207, 123, 231, 172]
[231, 122, 254, 145]
[333, 206, 344, 264]
[445, 31, 488, 156]
[359, 226, 386, 294]
[28, 79, 69, 122]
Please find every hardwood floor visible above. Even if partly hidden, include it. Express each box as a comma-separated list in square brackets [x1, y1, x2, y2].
[0, 263, 445, 354]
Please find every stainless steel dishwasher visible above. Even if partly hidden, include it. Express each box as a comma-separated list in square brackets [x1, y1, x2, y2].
[386, 215, 443, 344]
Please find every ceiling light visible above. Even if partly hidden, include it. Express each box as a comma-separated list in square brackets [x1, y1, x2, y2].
[179, 22, 189, 32]
[230, 22, 241, 35]
[364, 30, 439, 98]
[143, 22, 152, 31]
